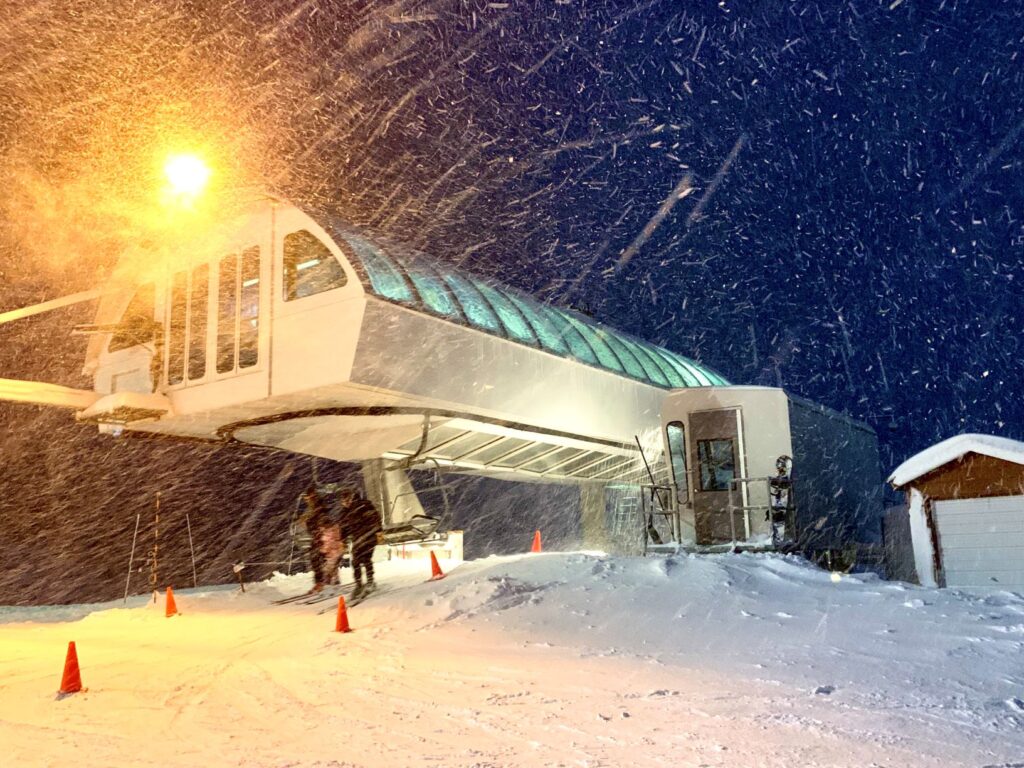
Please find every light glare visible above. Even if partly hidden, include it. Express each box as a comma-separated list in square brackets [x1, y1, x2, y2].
[164, 153, 211, 198]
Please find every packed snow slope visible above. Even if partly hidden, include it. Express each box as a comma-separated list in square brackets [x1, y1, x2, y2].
[1, 552, 1023, 767]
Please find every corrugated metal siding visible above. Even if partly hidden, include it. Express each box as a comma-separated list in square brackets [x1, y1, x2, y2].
[934, 496, 1024, 589]
[787, 395, 883, 551]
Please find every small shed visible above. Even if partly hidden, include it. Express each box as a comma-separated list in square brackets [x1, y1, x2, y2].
[888, 434, 1024, 589]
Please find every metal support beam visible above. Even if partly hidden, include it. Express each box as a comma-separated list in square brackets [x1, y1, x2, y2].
[0, 289, 101, 326]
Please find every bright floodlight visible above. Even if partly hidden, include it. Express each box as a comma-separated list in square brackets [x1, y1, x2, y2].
[164, 153, 211, 198]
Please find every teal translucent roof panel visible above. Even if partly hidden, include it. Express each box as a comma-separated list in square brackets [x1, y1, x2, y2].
[535, 304, 598, 365]
[441, 272, 503, 335]
[600, 331, 650, 382]
[469, 277, 537, 345]
[394, 256, 462, 321]
[649, 347, 703, 386]
[554, 310, 624, 373]
[342, 233, 415, 304]
[617, 336, 671, 386]
[500, 290, 569, 356]
[668, 351, 717, 386]
[322, 217, 728, 389]
[630, 340, 686, 387]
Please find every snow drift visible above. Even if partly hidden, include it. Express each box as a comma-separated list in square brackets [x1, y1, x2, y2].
[1, 552, 1022, 767]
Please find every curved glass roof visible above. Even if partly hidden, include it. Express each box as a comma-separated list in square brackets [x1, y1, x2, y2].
[330, 225, 728, 389]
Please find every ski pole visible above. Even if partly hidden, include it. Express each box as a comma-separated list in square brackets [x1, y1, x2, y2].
[124, 512, 141, 605]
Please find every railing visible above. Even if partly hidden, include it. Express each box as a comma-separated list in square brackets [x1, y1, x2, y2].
[726, 475, 794, 547]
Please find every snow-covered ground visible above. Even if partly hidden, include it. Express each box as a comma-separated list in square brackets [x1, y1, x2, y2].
[2, 552, 1023, 767]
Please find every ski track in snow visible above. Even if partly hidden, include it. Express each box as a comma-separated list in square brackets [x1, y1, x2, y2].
[1, 552, 1023, 767]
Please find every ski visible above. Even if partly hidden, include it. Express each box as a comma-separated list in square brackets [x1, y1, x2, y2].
[272, 581, 355, 606]
[298, 586, 348, 605]
[272, 591, 322, 605]
[318, 585, 392, 613]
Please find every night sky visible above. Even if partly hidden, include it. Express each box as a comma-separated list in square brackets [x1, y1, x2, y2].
[1, 1, 1022, 598]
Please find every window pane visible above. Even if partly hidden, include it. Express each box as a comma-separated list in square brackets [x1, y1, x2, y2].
[501, 291, 568, 355]
[188, 265, 208, 380]
[698, 439, 735, 492]
[442, 272, 503, 334]
[470, 277, 537, 345]
[537, 305, 597, 364]
[167, 272, 187, 385]
[518, 446, 584, 474]
[109, 283, 155, 353]
[667, 350, 713, 386]
[284, 230, 347, 301]
[216, 254, 237, 374]
[633, 342, 685, 387]
[397, 257, 461, 319]
[556, 311, 623, 372]
[600, 331, 648, 381]
[618, 337, 671, 386]
[239, 246, 260, 369]
[666, 421, 688, 502]
[343, 233, 413, 302]
[649, 347, 700, 387]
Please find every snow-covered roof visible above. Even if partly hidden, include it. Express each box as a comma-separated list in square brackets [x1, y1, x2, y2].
[888, 433, 1024, 487]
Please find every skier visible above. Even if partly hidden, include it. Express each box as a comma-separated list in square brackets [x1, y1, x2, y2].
[298, 487, 329, 593]
[320, 514, 345, 586]
[338, 486, 382, 601]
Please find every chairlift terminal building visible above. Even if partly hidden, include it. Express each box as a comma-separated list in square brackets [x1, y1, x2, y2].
[8, 196, 883, 558]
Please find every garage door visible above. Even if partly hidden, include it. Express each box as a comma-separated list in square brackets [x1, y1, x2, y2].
[933, 496, 1024, 589]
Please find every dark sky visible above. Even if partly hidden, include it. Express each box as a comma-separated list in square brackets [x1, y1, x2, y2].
[3, 0, 1023, 475]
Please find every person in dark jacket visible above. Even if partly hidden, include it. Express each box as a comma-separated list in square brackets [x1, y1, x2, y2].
[299, 488, 330, 592]
[338, 487, 382, 599]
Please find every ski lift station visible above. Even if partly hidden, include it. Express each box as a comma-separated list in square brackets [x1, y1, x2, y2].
[1, 196, 883, 561]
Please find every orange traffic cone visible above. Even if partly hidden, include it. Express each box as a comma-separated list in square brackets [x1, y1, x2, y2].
[58, 641, 83, 695]
[165, 586, 178, 618]
[335, 596, 352, 633]
[429, 550, 446, 581]
[531, 530, 542, 553]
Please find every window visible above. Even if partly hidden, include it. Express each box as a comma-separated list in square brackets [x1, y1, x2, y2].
[342, 232, 412, 302]
[167, 272, 187, 385]
[537, 305, 598, 364]
[650, 348, 701, 387]
[239, 247, 260, 368]
[187, 265, 208, 380]
[666, 422, 688, 503]
[442, 272, 503, 334]
[284, 230, 347, 301]
[619, 337, 671, 386]
[471, 278, 537, 345]
[557, 311, 624, 372]
[502, 291, 569, 356]
[109, 283, 155, 352]
[665, 350, 714, 386]
[397, 257, 462, 319]
[634, 342, 685, 387]
[600, 332, 648, 381]
[217, 254, 238, 374]
[697, 438, 736, 492]
[216, 248, 261, 373]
